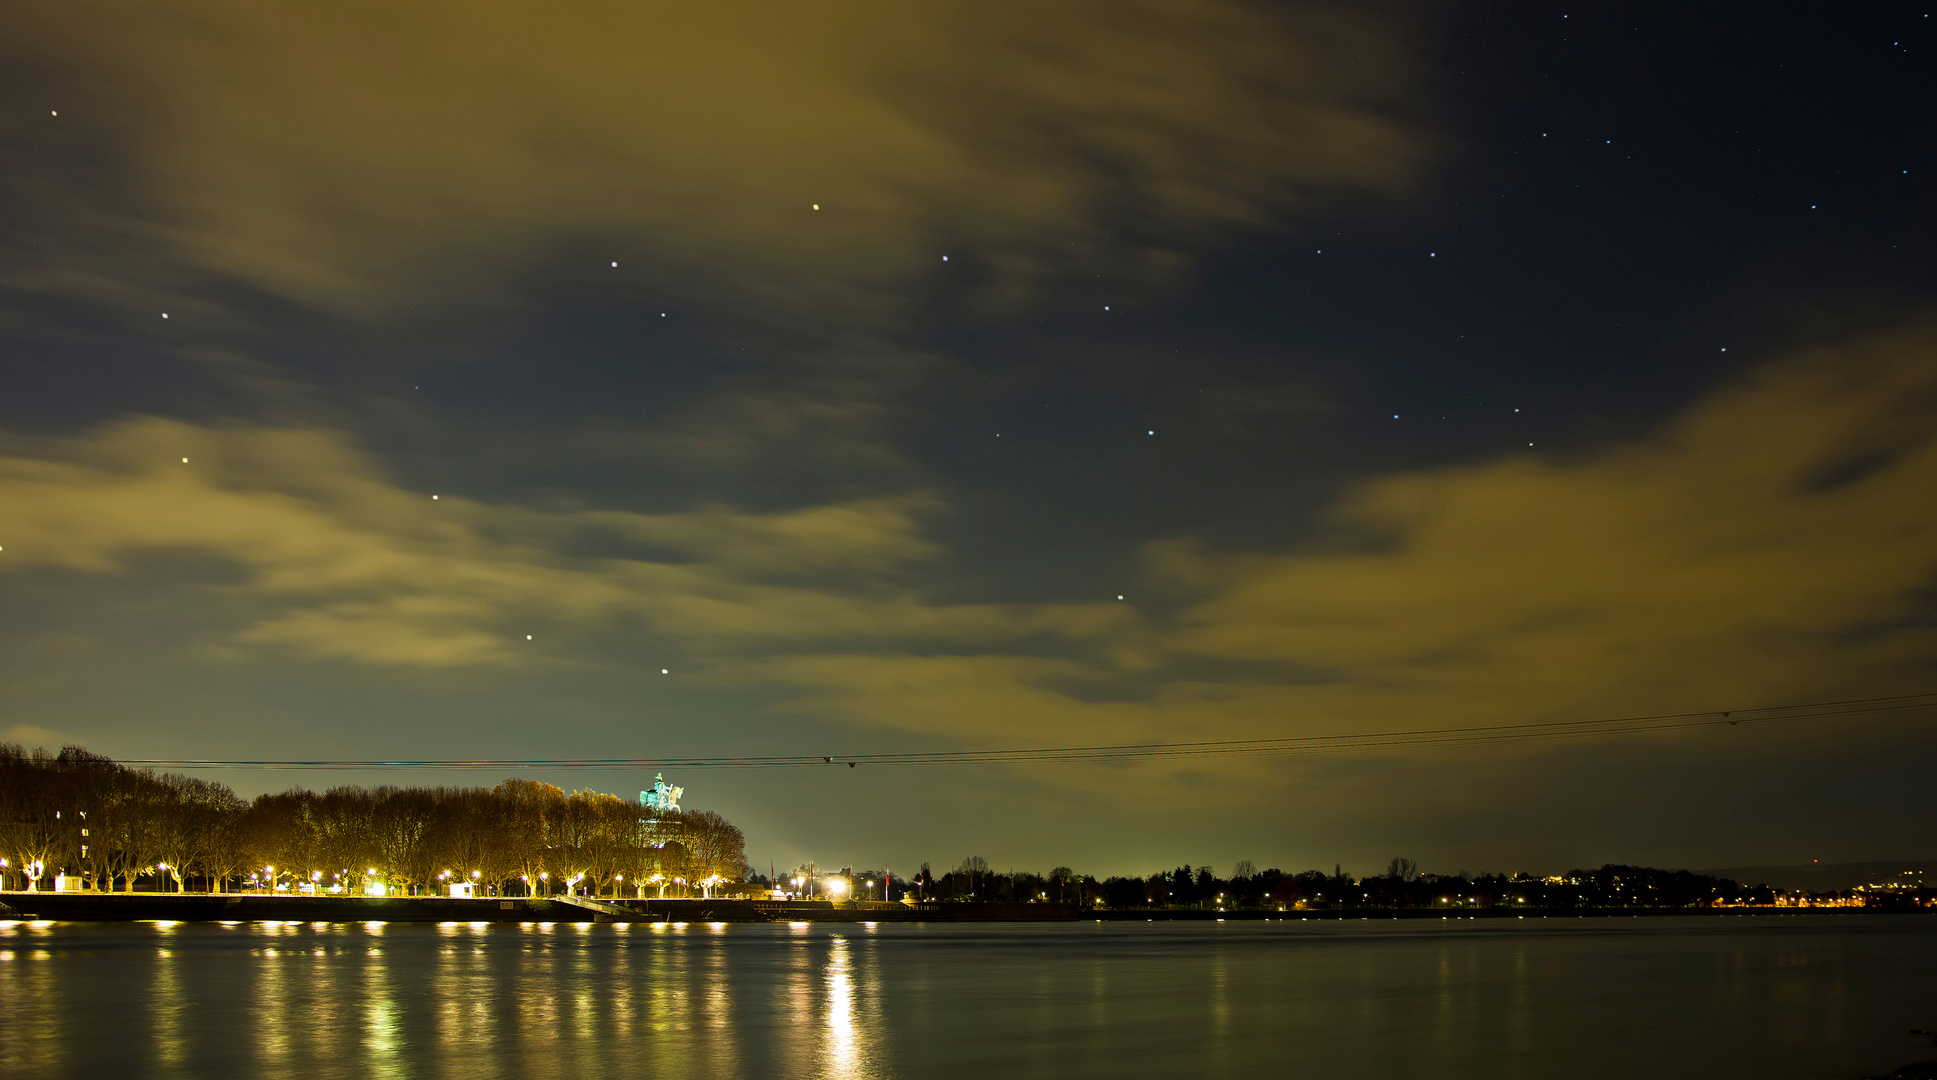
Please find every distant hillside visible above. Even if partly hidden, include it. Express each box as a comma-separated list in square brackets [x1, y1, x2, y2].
[1699, 861, 1937, 891]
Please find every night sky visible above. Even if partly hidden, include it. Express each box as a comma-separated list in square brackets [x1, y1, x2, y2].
[2, 0, 1933, 877]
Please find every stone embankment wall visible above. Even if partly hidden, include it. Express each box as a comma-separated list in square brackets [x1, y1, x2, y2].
[0, 893, 1085, 923]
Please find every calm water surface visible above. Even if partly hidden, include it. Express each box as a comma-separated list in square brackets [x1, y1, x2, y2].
[1, 914, 1932, 1079]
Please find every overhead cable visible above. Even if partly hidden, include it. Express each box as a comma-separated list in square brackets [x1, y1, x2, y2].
[117, 691, 1937, 771]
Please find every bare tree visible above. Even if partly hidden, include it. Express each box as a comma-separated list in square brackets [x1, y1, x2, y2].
[957, 855, 991, 897]
[1049, 866, 1075, 903]
[0, 747, 756, 903]
[0, 745, 72, 890]
[151, 775, 242, 892]
[201, 794, 250, 893]
[496, 778, 565, 896]
[681, 810, 748, 893]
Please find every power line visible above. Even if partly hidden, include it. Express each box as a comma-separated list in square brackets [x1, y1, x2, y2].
[119, 691, 1937, 771]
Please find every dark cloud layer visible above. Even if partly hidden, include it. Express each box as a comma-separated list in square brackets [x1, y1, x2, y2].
[7, 0, 1423, 320]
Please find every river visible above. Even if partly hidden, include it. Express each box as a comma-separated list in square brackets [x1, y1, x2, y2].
[1, 913, 1931, 1078]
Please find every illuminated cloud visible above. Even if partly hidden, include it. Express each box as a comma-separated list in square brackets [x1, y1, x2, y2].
[1, 323, 1930, 771]
[0, 418, 1125, 665]
[741, 320, 1937, 774]
[1159, 320, 1937, 713]
[6, 0, 1425, 325]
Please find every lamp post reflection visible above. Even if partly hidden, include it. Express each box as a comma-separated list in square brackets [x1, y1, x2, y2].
[821, 934, 880, 1079]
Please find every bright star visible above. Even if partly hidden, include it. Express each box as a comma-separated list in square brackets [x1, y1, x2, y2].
[526, 635, 532, 640]
[812, 203, 820, 210]
[431, 495, 439, 500]
[942, 255, 948, 261]
[181, 457, 188, 463]
[661, 669, 669, 674]
[161, 313, 169, 319]
[610, 261, 617, 267]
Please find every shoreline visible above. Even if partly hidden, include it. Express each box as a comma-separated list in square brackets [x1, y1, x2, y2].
[3, 892, 1927, 924]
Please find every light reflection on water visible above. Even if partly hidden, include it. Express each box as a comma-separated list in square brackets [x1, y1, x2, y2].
[0, 915, 1931, 1079]
[150, 922, 186, 1072]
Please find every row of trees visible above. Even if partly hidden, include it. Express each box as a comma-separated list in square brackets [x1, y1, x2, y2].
[867, 857, 1771, 909]
[0, 744, 747, 897]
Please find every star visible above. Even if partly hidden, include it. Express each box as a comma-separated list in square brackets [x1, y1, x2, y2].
[181, 457, 188, 463]
[611, 261, 618, 267]
[526, 634, 533, 640]
[661, 668, 669, 674]
[812, 204, 820, 210]
[1104, 306, 1110, 311]
[161, 313, 169, 319]
[50, 110, 57, 116]
[941, 255, 949, 261]
[431, 495, 440, 500]
[1117, 595, 1124, 600]
[1147, 430, 1154, 435]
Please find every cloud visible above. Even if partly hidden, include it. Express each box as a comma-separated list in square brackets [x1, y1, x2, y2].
[735, 320, 1937, 779]
[1157, 320, 1937, 714]
[1, 322, 1931, 807]
[0, 0, 1429, 489]
[5, 0, 1425, 325]
[0, 417, 1125, 665]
